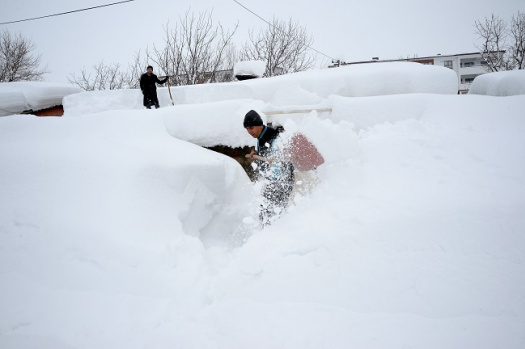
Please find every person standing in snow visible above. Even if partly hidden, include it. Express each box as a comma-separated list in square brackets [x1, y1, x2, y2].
[139, 65, 168, 109]
[244, 110, 295, 225]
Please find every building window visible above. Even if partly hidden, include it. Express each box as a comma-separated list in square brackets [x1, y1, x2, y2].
[461, 62, 475, 68]
[464, 78, 475, 84]
[444, 60, 453, 69]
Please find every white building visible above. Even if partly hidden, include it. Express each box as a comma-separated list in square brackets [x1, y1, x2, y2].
[427, 52, 491, 93]
[335, 52, 500, 94]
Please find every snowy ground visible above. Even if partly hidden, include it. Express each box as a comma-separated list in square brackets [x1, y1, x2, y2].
[1, 63, 525, 348]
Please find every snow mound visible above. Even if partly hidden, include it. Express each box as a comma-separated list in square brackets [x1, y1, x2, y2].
[175, 62, 458, 106]
[469, 69, 525, 96]
[162, 99, 264, 148]
[0, 82, 80, 116]
[63, 88, 144, 116]
[0, 112, 255, 248]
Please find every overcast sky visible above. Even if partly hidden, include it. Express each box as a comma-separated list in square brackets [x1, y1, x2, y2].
[2, 0, 524, 83]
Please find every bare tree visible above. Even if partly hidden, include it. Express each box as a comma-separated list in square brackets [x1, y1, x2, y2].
[73, 49, 152, 91]
[152, 10, 238, 86]
[509, 11, 525, 70]
[475, 14, 508, 72]
[128, 49, 153, 89]
[240, 17, 316, 77]
[68, 61, 129, 91]
[475, 12, 525, 71]
[0, 30, 48, 82]
[68, 10, 238, 90]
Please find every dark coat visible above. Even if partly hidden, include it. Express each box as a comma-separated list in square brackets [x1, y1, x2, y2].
[140, 73, 167, 106]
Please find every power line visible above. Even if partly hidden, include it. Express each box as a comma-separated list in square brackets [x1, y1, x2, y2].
[233, 0, 335, 61]
[0, 0, 135, 25]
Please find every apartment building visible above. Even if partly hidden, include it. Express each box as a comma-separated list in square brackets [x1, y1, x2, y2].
[418, 52, 490, 93]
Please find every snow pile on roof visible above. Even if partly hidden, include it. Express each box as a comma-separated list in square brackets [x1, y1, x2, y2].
[469, 69, 525, 96]
[163, 99, 263, 148]
[0, 85, 29, 116]
[63, 88, 144, 115]
[234, 60, 266, 77]
[0, 82, 81, 116]
[64, 62, 458, 116]
[175, 62, 458, 105]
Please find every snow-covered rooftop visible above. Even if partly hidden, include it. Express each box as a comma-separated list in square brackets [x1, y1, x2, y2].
[233, 60, 266, 77]
[0, 82, 81, 116]
[469, 69, 525, 96]
[64, 62, 458, 118]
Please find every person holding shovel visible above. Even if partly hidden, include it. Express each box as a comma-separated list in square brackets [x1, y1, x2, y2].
[139, 65, 168, 109]
[244, 110, 295, 226]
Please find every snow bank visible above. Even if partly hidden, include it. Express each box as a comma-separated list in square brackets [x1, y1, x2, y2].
[162, 99, 264, 148]
[0, 111, 254, 248]
[469, 69, 525, 96]
[175, 62, 458, 106]
[63, 62, 458, 116]
[0, 82, 80, 116]
[63, 88, 144, 116]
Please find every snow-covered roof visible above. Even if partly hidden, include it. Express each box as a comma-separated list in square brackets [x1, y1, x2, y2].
[0, 82, 81, 116]
[64, 62, 458, 118]
[234, 60, 266, 77]
[171, 61, 458, 106]
[468, 69, 525, 96]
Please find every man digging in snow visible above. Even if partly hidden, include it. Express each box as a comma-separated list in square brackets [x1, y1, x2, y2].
[244, 110, 295, 226]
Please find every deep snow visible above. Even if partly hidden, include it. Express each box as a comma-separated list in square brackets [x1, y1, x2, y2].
[1, 63, 525, 349]
[469, 69, 525, 96]
[0, 82, 80, 116]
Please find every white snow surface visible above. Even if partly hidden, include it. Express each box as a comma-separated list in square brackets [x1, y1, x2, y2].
[0, 82, 81, 116]
[469, 69, 525, 96]
[1, 63, 525, 349]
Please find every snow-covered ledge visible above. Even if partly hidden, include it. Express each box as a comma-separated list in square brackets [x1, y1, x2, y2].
[0, 82, 81, 116]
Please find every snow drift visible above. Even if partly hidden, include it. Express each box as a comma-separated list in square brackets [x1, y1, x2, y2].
[1, 62, 525, 349]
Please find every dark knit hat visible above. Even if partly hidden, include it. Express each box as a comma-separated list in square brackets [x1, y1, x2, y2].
[147, 65, 153, 70]
[243, 110, 263, 128]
